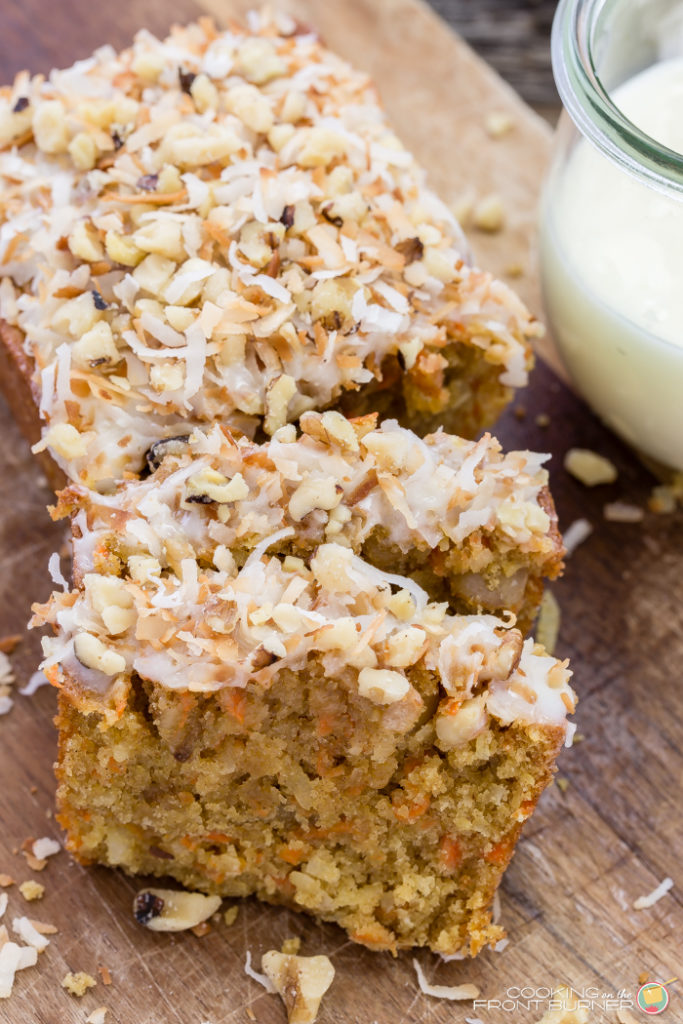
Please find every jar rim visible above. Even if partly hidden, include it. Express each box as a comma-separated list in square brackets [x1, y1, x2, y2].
[552, 0, 683, 195]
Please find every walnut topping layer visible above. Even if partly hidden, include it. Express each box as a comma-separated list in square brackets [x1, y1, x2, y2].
[32, 425, 574, 735]
[0, 13, 538, 488]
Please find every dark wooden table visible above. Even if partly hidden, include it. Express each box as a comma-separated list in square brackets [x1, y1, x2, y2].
[431, 0, 559, 114]
[0, 2, 680, 1024]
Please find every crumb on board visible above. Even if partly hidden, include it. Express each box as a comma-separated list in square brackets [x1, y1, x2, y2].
[190, 920, 212, 938]
[27, 919, 57, 935]
[61, 971, 97, 997]
[0, 636, 21, 655]
[504, 262, 525, 278]
[484, 110, 515, 138]
[86, 1008, 109, 1024]
[281, 937, 301, 956]
[412, 959, 479, 1001]
[535, 413, 550, 428]
[450, 188, 476, 227]
[223, 906, 239, 927]
[562, 518, 593, 558]
[514, 405, 526, 421]
[603, 501, 644, 524]
[472, 193, 505, 233]
[556, 777, 569, 794]
[534, 985, 589, 1023]
[97, 965, 112, 986]
[564, 448, 618, 487]
[0, 877, 14, 889]
[18, 881, 44, 902]
[262, 951, 335, 1024]
[648, 484, 677, 515]
[633, 877, 674, 910]
[638, 971, 649, 985]
[535, 590, 561, 656]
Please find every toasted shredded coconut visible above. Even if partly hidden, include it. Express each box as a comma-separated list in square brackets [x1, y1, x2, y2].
[19, 671, 49, 696]
[412, 959, 479, 1001]
[244, 950, 276, 992]
[12, 916, 49, 951]
[604, 501, 644, 523]
[0, 15, 538, 487]
[633, 877, 674, 910]
[562, 519, 592, 557]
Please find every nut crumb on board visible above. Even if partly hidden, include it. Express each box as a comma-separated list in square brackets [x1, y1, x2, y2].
[534, 986, 589, 1023]
[281, 937, 302, 956]
[412, 959, 479, 1001]
[98, 965, 112, 986]
[472, 193, 506, 233]
[86, 1009, 109, 1024]
[223, 906, 238, 927]
[555, 777, 570, 794]
[0, 636, 21, 655]
[61, 971, 97, 997]
[0, 877, 14, 889]
[262, 951, 335, 1024]
[633, 877, 674, 909]
[18, 881, 44, 902]
[484, 111, 515, 138]
[603, 501, 644, 524]
[564, 448, 618, 486]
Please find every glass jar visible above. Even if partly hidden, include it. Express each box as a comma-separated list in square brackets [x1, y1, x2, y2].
[539, 0, 683, 472]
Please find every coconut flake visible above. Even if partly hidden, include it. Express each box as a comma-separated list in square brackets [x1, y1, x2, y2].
[19, 672, 50, 697]
[244, 950, 276, 992]
[0, 697, 13, 717]
[562, 518, 592, 557]
[12, 917, 49, 952]
[633, 877, 674, 910]
[412, 959, 479, 1001]
[31, 837, 60, 860]
[0, 895, 7, 919]
[48, 553, 69, 591]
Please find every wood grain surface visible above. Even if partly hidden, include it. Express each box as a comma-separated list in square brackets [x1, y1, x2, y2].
[0, 2, 680, 1024]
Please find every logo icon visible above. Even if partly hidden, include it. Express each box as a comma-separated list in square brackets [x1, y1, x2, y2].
[637, 983, 670, 1014]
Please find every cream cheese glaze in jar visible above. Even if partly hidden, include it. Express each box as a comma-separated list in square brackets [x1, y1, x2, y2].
[540, 0, 683, 471]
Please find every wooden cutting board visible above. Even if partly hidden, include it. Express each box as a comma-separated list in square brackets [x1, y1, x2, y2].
[0, 3, 680, 1023]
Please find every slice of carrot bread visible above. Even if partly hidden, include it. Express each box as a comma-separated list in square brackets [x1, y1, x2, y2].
[33, 456, 574, 956]
[0, 13, 541, 489]
[53, 412, 563, 632]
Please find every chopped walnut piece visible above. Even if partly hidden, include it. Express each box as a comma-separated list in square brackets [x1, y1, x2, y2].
[62, 971, 97, 997]
[133, 888, 221, 931]
[261, 951, 335, 1024]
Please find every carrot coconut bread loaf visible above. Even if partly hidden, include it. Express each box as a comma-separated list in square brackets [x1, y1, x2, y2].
[54, 412, 563, 632]
[0, 13, 541, 490]
[32, 421, 575, 956]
